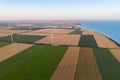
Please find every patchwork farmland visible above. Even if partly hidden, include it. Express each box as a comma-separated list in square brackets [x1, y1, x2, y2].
[0, 29, 120, 80]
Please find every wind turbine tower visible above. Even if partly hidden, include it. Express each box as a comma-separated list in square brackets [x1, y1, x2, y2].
[51, 32, 54, 46]
[10, 33, 14, 44]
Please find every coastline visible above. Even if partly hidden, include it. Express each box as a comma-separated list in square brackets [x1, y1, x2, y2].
[79, 21, 120, 47]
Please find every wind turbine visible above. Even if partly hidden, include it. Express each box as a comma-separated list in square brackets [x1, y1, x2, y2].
[49, 26, 57, 46]
[51, 32, 54, 45]
[10, 32, 14, 44]
[82, 27, 84, 32]
[28, 24, 32, 31]
[28, 26, 32, 31]
[52, 26, 56, 33]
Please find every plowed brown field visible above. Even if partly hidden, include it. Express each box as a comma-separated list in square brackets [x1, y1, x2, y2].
[50, 47, 80, 80]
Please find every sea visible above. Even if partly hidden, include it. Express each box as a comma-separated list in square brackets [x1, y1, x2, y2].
[80, 21, 120, 45]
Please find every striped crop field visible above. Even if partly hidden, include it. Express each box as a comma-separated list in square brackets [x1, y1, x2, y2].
[0, 45, 68, 80]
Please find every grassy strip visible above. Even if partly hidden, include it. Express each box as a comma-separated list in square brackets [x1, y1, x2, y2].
[70, 30, 82, 34]
[0, 45, 68, 80]
[93, 48, 120, 80]
[0, 42, 10, 47]
[79, 35, 98, 47]
[0, 35, 45, 44]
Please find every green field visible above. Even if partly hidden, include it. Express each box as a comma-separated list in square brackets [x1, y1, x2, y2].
[79, 35, 98, 47]
[11, 27, 43, 30]
[70, 30, 82, 34]
[0, 45, 68, 80]
[0, 42, 10, 47]
[0, 35, 45, 44]
[93, 48, 120, 80]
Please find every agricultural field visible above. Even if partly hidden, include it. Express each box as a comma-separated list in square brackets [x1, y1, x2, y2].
[0, 42, 10, 47]
[79, 35, 98, 47]
[0, 30, 28, 34]
[20, 32, 50, 36]
[93, 48, 120, 80]
[19, 29, 74, 37]
[32, 29, 74, 34]
[0, 28, 120, 80]
[109, 49, 120, 63]
[0, 43, 33, 62]
[93, 34, 119, 48]
[0, 34, 45, 44]
[0, 45, 68, 80]
[70, 30, 82, 34]
[35, 34, 80, 46]
[75, 48, 102, 80]
[51, 47, 80, 80]
[0, 33, 8, 38]
[82, 30, 99, 35]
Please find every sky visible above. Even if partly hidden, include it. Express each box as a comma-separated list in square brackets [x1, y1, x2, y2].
[0, 0, 120, 20]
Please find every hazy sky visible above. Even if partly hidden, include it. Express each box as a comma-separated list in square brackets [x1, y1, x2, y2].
[0, 0, 120, 20]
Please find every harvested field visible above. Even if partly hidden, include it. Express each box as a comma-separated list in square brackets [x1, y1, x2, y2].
[93, 48, 120, 80]
[0, 30, 28, 34]
[0, 33, 8, 38]
[75, 48, 102, 80]
[82, 30, 119, 48]
[19, 29, 74, 36]
[82, 30, 99, 35]
[79, 35, 98, 47]
[35, 34, 80, 46]
[0, 42, 10, 48]
[51, 47, 80, 80]
[0, 43, 33, 62]
[0, 45, 68, 80]
[20, 32, 50, 36]
[57, 29, 74, 34]
[32, 29, 74, 34]
[93, 34, 119, 48]
[109, 49, 120, 63]
[0, 34, 45, 44]
[0, 26, 14, 30]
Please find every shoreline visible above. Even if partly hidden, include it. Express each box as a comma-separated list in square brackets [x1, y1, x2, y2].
[78, 23, 120, 47]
